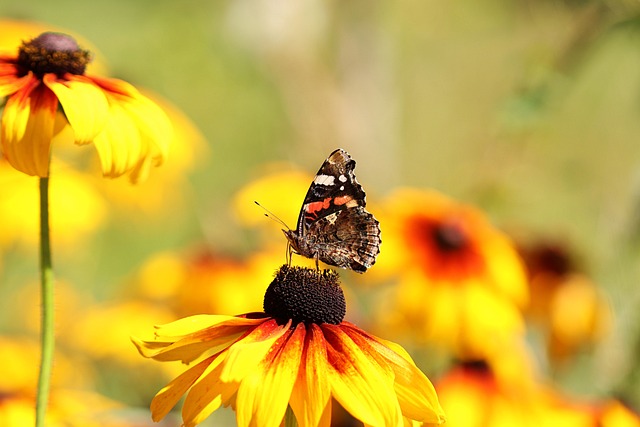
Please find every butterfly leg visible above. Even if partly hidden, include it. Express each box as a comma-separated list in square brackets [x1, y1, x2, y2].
[286, 241, 293, 266]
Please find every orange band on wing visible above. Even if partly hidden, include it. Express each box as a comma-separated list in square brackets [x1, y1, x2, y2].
[305, 198, 332, 216]
[332, 195, 354, 206]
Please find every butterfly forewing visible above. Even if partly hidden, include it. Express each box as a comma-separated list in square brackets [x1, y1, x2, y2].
[284, 148, 381, 273]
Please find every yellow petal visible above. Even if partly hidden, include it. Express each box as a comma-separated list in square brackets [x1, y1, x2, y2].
[366, 336, 446, 424]
[44, 74, 108, 143]
[341, 324, 445, 423]
[132, 315, 263, 363]
[290, 324, 332, 427]
[220, 319, 290, 383]
[89, 76, 172, 182]
[182, 350, 239, 427]
[236, 323, 304, 427]
[154, 314, 258, 338]
[92, 101, 142, 177]
[1, 82, 57, 176]
[150, 355, 214, 422]
[0, 66, 33, 98]
[322, 324, 402, 427]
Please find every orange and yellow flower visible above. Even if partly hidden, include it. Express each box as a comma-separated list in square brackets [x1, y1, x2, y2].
[134, 265, 445, 427]
[435, 361, 601, 427]
[519, 240, 611, 362]
[375, 189, 528, 359]
[0, 30, 170, 182]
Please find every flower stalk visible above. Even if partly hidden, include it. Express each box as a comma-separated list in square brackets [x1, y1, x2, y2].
[36, 176, 54, 427]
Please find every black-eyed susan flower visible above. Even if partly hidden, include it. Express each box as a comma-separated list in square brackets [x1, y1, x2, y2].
[373, 189, 528, 360]
[133, 265, 446, 427]
[519, 240, 611, 363]
[436, 361, 603, 427]
[0, 31, 170, 182]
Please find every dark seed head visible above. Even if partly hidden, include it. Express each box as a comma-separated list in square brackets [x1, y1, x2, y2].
[433, 221, 468, 252]
[263, 265, 346, 325]
[17, 32, 91, 78]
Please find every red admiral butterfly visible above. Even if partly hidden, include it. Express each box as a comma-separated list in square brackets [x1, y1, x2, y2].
[283, 148, 381, 273]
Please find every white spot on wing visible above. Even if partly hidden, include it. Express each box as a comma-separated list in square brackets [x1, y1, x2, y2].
[338, 174, 348, 182]
[314, 174, 335, 186]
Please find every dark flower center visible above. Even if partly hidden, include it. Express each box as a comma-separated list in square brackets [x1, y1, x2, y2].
[526, 243, 573, 276]
[263, 265, 346, 325]
[432, 221, 468, 252]
[408, 215, 485, 281]
[16, 32, 91, 78]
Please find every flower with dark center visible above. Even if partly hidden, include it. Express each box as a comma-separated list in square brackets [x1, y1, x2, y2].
[0, 31, 170, 182]
[374, 188, 528, 360]
[133, 265, 446, 427]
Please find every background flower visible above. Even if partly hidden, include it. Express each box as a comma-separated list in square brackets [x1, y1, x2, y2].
[373, 188, 528, 360]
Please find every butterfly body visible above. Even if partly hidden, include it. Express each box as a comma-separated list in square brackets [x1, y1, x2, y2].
[283, 149, 381, 273]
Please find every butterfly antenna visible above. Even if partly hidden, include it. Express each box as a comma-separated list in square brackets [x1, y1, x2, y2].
[254, 201, 291, 230]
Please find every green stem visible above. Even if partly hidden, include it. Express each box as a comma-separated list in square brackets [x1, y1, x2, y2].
[36, 176, 54, 427]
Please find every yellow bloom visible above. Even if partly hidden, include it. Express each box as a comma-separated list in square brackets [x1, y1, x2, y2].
[134, 265, 445, 427]
[233, 168, 314, 238]
[519, 241, 611, 362]
[0, 31, 170, 182]
[68, 301, 175, 365]
[0, 159, 106, 249]
[375, 189, 528, 359]
[0, 388, 127, 427]
[97, 90, 207, 214]
[598, 401, 640, 427]
[435, 362, 595, 427]
[133, 247, 284, 317]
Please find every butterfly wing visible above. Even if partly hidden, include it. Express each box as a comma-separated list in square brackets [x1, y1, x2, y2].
[295, 148, 367, 236]
[306, 207, 381, 272]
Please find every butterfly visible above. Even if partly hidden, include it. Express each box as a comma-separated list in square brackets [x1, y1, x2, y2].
[282, 148, 381, 272]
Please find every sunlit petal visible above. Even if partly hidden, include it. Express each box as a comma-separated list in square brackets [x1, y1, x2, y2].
[236, 323, 304, 427]
[323, 324, 402, 427]
[0, 65, 32, 98]
[132, 315, 263, 363]
[44, 73, 108, 143]
[358, 331, 446, 424]
[1, 82, 57, 176]
[89, 76, 171, 182]
[150, 355, 214, 422]
[182, 351, 239, 427]
[220, 319, 291, 383]
[290, 324, 332, 427]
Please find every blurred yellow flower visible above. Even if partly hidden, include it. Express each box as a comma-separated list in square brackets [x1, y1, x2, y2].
[436, 362, 595, 427]
[598, 400, 640, 427]
[0, 336, 124, 427]
[375, 188, 528, 359]
[133, 248, 273, 317]
[133, 265, 445, 427]
[0, 30, 171, 182]
[0, 389, 128, 427]
[68, 301, 175, 365]
[233, 168, 312, 236]
[97, 90, 207, 215]
[520, 241, 612, 362]
[0, 336, 93, 395]
[0, 159, 106, 249]
[0, 20, 107, 75]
